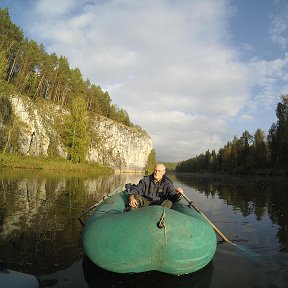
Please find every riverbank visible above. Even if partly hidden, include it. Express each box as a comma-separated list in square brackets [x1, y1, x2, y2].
[0, 153, 113, 173]
[174, 168, 288, 176]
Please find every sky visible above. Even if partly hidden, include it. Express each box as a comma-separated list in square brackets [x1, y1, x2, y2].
[1, 0, 288, 162]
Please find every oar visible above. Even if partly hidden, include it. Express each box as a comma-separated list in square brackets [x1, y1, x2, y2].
[181, 192, 260, 258]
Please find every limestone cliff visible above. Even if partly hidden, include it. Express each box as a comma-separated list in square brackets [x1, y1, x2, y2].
[9, 95, 153, 171]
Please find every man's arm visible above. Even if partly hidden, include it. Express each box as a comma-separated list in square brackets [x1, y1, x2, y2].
[166, 180, 183, 202]
[128, 177, 147, 207]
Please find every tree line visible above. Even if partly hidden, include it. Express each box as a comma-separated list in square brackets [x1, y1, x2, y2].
[176, 95, 288, 174]
[0, 8, 133, 127]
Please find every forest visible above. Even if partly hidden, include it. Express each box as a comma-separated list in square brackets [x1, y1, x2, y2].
[0, 8, 148, 163]
[0, 8, 141, 127]
[0, 8, 135, 126]
[176, 95, 288, 175]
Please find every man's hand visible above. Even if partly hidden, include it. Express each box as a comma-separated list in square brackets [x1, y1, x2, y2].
[175, 187, 184, 195]
[129, 194, 138, 208]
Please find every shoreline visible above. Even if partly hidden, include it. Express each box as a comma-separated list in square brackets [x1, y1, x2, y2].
[0, 153, 113, 173]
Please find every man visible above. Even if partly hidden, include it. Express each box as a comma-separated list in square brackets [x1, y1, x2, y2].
[128, 163, 184, 209]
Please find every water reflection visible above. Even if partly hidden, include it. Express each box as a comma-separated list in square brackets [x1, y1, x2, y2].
[0, 169, 142, 275]
[174, 173, 288, 253]
[1, 170, 288, 288]
[82, 256, 213, 288]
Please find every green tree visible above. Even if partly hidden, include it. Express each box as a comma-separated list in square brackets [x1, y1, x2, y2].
[64, 97, 90, 162]
[49, 55, 71, 106]
[86, 84, 103, 114]
[0, 95, 18, 153]
[0, 8, 24, 83]
[268, 95, 288, 166]
[69, 68, 86, 102]
[0, 50, 9, 94]
[0, 95, 12, 125]
[221, 141, 233, 171]
[145, 149, 156, 174]
[99, 91, 112, 117]
[204, 150, 212, 170]
[238, 130, 253, 168]
[0, 50, 8, 80]
[253, 129, 269, 167]
[0, 8, 23, 51]
[268, 123, 277, 163]
[210, 149, 217, 170]
[15, 39, 40, 93]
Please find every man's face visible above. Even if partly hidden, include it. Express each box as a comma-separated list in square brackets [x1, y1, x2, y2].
[153, 165, 165, 181]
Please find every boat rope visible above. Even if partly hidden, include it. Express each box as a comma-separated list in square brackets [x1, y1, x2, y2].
[157, 207, 167, 246]
[157, 207, 166, 229]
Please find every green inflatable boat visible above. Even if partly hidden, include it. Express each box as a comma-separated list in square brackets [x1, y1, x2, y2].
[81, 188, 217, 275]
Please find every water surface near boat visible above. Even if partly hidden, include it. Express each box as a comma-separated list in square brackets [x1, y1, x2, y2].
[0, 171, 287, 287]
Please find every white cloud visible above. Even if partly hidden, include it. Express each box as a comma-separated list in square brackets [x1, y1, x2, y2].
[35, 0, 80, 17]
[133, 110, 227, 161]
[245, 54, 288, 114]
[239, 114, 254, 121]
[15, 0, 288, 161]
[270, 15, 288, 50]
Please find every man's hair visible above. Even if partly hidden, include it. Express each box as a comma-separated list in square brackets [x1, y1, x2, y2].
[155, 163, 166, 172]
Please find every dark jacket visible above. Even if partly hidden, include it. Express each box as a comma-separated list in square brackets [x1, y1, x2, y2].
[130, 174, 180, 203]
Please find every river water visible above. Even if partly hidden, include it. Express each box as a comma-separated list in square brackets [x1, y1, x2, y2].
[0, 169, 287, 288]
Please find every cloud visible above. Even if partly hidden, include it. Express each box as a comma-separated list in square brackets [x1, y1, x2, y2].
[270, 0, 288, 51]
[15, 0, 288, 161]
[35, 0, 81, 17]
[131, 110, 227, 161]
[245, 53, 288, 114]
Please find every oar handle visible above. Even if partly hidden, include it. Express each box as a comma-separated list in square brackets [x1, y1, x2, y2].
[181, 193, 233, 244]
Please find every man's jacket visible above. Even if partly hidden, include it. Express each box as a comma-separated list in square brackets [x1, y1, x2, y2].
[130, 174, 180, 203]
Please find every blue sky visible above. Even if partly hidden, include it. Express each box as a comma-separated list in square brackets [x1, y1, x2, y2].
[1, 0, 288, 162]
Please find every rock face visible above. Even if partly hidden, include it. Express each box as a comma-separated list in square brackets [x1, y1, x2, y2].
[10, 95, 153, 172]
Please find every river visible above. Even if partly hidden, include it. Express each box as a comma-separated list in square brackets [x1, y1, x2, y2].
[0, 169, 287, 287]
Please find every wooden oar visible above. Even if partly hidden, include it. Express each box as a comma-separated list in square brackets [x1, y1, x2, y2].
[181, 193, 232, 243]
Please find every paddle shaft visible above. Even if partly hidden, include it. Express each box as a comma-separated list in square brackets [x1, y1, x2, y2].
[181, 193, 233, 244]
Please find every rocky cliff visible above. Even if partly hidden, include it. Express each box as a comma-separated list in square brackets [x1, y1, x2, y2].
[9, 95, 153, 172]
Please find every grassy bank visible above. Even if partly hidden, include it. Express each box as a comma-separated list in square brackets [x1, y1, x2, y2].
[0, 153, 113, 173]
